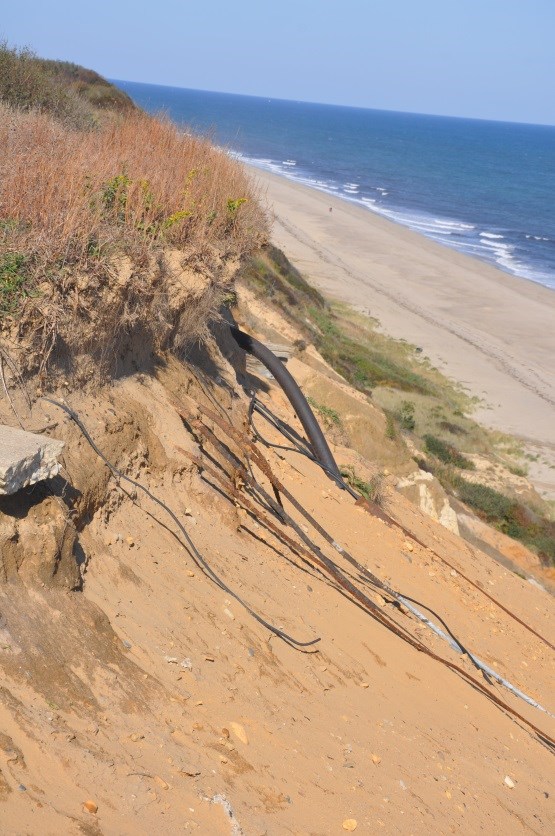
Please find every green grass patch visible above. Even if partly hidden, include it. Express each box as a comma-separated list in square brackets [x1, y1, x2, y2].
[306, 396, 341, 426]
[397, 400, 416, 431]
[241, 246, 555, 566]
[308, 305, 435, 395]
[423, 434, 475, 469]
[341, 466, 385, 505]
[456, 480, 512, 518]
[0, 40, 134, 128]
[0, 252, 29, 317]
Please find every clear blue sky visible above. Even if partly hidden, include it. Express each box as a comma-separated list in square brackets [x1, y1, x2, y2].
[3, 0, 555, 125]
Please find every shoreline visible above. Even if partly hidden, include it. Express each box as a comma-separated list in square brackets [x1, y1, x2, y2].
[248, 165, 555, 498]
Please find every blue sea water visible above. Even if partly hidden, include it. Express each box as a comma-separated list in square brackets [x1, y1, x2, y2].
[114, 80, 555, 290]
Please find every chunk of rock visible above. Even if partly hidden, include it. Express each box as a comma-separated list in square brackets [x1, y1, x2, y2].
[396, 470, 459, 535]
[0, 493, 79, 588]
[229, 722, 249, 745]
[0, 426, 64, 495]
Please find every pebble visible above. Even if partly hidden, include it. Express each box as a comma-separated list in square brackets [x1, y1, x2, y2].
[165, 656, 179, 664]
[83, 800, 98, 814]
[130, 733, 144, 742]
[187, 570, 195, 578]
[229, 722, 249, 745]
[371, 754, 381, 765]
[360, 682, 370, 689]
[126, 537, 135, 547]
[204, 655, 215, 662]
[154, 776, 169, 790]
[181, 658, 193, 670]
[342, 819, 357, 831]
[404, 542, 414, 552]
[504, 776, 515, 789]
[122, 640, 132, 649]
[223, 608, 235, 620]
[17, 784, 26, 792]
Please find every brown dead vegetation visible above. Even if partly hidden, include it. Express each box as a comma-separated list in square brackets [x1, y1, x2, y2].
[0, 104, 267, 386]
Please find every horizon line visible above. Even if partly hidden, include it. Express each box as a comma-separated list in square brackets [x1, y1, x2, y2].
[111, 77, 555, 131]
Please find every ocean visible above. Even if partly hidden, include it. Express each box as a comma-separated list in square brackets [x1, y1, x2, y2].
[113, 80, 555, 290]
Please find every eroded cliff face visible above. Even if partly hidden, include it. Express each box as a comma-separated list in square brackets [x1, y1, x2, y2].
[0, 316, 553, 834]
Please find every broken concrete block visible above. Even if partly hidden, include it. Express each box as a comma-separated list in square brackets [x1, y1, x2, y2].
[0, 426, 64, 495]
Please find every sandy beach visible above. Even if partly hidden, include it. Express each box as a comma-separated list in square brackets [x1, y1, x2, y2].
[250, 167, 555, 496]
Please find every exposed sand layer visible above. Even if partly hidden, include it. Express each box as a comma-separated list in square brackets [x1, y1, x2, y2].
[251, 168, 555, 495]
[0, 343, 554, 833]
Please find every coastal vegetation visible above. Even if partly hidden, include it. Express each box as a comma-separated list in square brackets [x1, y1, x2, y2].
[0, 41, 134, 127]
[1, 41, 552, 566]
[340, 465, 385, 505]
[241, 245, 555, 566]
[0, 43, 266, 380]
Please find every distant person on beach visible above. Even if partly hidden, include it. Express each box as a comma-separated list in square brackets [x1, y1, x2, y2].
[329, 206, 332, 213]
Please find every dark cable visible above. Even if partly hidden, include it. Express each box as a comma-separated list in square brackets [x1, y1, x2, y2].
[249, 396, 555, 652]
[249, 396, 359, 498]
[42, 397, 320, 650]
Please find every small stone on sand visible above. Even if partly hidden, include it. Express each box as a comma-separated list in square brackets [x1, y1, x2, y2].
[229, 722, 249, 745]
[154, 776, 169, 789]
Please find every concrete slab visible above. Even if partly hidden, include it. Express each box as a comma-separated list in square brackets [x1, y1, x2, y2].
[0, 426, 64, 495]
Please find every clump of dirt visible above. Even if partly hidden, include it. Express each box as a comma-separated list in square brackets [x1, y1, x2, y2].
[0, 489, 78, 588]
[1, 249, 240, 392]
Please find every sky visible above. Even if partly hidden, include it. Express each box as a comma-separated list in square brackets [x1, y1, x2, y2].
[2, 0, 555, 125]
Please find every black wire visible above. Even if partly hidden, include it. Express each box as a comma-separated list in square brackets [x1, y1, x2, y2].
[247, 396, 478, 661]
[43, 397, 320, 650]
[249, 395, 360, 499]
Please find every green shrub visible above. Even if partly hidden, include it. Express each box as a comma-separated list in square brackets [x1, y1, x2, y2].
[439, 420, 467, 436]
[423, 434, 475, 469]
[0, 252, 29, 316]
[398, 400, 416, 431]
[385, 413, 397, 440]
[456, 480, 555, 564]
[341, 466, 385, 505]
[456, 480, 513, 520]
[0, 41, 134, 128]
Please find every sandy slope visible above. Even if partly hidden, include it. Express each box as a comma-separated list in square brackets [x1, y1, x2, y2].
[250, 168, 555, 496]
[0, 328, 554, 833]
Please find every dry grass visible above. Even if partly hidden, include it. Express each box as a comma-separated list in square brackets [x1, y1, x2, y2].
[0, 104, 266, 269]
[0, 103, 267, 384]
